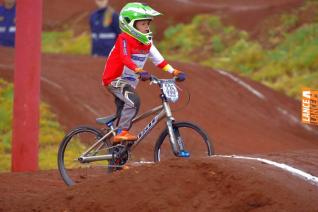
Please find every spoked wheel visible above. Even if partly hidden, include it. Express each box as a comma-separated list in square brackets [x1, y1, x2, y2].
[57, 126, 111, 186]
[154, 122, 214, 162]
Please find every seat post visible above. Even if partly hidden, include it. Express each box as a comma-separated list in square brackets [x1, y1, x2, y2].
[107, 122, 116, 136]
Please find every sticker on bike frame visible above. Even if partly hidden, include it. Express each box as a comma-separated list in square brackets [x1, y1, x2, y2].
[162, 80, 179, 103]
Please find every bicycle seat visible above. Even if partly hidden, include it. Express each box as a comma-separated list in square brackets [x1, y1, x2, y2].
[96, 114, 117, 125]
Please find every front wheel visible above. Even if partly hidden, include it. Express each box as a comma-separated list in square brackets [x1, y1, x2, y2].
[154, 122, 214, 162]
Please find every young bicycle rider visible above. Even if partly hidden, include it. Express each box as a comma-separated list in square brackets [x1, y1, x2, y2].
[102, 2, 186, 143]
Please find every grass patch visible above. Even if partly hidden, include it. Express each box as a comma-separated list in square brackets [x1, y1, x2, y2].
[42, 30, 90, 55]
[0, 79, 65, 172]
[158, 2, 318, 99]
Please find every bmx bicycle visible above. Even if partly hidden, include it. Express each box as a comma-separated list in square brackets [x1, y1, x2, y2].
[58, 74, 214, 186]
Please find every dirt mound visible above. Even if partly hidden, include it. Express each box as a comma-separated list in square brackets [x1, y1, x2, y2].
[1, 154, 318, 211]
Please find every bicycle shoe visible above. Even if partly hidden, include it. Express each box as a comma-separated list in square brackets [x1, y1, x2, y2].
[113, 130, 137, 143]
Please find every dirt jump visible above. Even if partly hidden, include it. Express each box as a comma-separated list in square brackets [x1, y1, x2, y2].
[1, 0, 318, 211]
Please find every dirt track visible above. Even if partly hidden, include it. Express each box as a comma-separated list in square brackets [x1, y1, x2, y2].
[1, 0, 318, 210]
[1, 45, 318, 210]
[1, 153, 318, 211]
[1, 47, 317, 157]
[42, 0, 303, 39]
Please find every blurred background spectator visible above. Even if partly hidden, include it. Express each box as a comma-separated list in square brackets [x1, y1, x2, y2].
[90, 0, 120, 57]
[0, 0, 16, 47]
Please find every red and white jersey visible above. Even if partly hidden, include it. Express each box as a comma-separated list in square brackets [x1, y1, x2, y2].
[102, 33, 174, 87]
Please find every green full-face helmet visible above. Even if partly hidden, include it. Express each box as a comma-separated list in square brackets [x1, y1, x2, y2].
[119, 2, 161, 45]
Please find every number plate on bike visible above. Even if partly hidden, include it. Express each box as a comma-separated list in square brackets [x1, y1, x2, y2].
[162, 80, 179, 103]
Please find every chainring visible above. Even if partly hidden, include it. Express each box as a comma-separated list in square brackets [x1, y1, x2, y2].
[111, 145, 129, 166]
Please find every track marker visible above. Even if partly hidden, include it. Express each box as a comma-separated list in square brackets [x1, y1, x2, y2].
[130, 156, 318, 187]
[216, 69, 266, 100]
[83, 103, 100, 117]
[215, 155, 318, 186]
[40, 77, 63, 90]
[277, 107, 318, 135]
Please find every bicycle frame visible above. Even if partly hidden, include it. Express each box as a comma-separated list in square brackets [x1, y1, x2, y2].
[78, 97, 180, 163]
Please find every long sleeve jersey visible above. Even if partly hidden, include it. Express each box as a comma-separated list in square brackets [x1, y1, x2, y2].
[102, 33, 174, 87]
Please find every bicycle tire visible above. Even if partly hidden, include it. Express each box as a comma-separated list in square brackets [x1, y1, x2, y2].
[153, 122, 214, 162]
[57, 126, 110, 186]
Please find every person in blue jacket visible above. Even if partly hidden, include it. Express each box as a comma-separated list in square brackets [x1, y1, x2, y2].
[0, 0, 16, 47]
[90, 0, 121, 57]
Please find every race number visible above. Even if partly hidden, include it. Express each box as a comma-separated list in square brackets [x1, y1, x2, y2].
[162, 81, 179, 103]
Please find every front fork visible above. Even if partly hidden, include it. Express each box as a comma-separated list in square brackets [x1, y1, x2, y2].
[163, 102, 184, 156]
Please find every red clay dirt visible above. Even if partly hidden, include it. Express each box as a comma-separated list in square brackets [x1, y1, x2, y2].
[1, 47, 317, 157]
[40, 0, 304, 39]
[1, 45, 318, 210]
[1, 153, 318, 211]
[1, 0, 318, 210]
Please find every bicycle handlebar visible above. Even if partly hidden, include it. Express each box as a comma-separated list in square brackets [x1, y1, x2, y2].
[148, 74, 177, 85]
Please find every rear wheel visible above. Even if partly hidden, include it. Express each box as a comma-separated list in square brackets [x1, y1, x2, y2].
[57, 126, 111, 186]
[154, 122, 214, 162]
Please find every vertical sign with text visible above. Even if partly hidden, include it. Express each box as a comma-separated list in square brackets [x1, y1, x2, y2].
[302, 88, 318, 125]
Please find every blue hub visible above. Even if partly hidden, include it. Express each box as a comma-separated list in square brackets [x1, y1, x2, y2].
[178, 150, 190, 158]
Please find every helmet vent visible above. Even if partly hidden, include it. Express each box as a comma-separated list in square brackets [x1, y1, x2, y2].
[124, 17, 131, 23]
